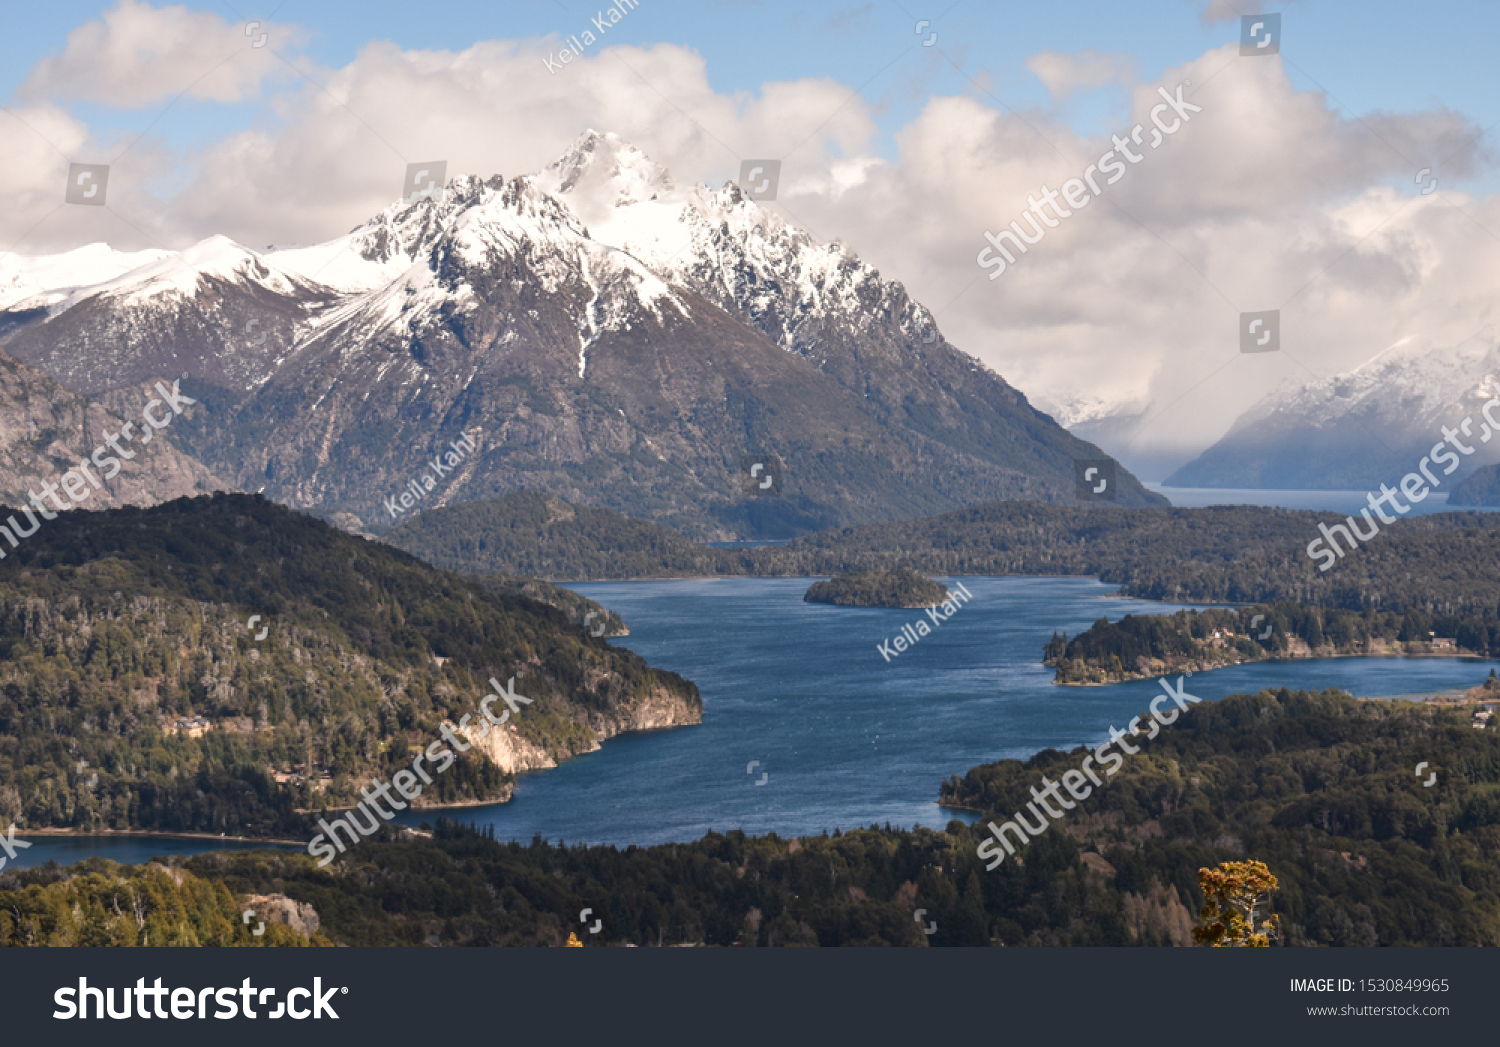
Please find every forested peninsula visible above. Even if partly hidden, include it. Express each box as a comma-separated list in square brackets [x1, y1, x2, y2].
[0, 494, 697, 838]
[1046, 603, 1500, 684]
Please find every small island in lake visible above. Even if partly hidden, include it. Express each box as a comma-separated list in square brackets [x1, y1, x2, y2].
[804, 568, 951, 608]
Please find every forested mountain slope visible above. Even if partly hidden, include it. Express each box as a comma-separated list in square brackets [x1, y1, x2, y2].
[0, 493, 697, 836]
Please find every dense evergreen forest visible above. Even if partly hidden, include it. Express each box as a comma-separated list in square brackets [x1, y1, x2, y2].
[804, 569, 950, 608]
[939, 687, 1500, 946]
[385, 493, 1500, 620]
[6, 688, 1491, 947]
[386, 491, 725, 579]
[466, 572, 627, 636]
[1047, 603, 1500, 683]
[0, 860, 323, 946]
[0, 494, 697, 835]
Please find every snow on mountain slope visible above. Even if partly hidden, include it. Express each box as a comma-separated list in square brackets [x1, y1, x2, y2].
[269, 204, 455, 293]
[534, 130, 934, 358]
[0, 243, 173, 311]
[1166, 330, 1500, 488]
[281, 173, 692, 383]
[0, 234, 346, 397]
[1047, 389, 1153, 432]
[1238, 333, 1500, 431]
[0, 131, 960, 399]
[11, 235, 327, 316]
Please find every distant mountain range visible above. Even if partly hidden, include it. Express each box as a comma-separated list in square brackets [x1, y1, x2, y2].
[1165, 332, 1500, 490]
[0, 130, 1162, 537]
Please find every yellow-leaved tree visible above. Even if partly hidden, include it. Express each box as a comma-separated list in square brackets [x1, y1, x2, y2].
[1193, 860, 1280, 947]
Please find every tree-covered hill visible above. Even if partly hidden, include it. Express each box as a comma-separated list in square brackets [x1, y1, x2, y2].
[803, 569, 950, 608]
[1450, 463, 1500, 507]
[384, 491, 724, 580]
[0, 493, 698, 838]
[0, 859, 324, 947]
[940, 687, 1500, 946]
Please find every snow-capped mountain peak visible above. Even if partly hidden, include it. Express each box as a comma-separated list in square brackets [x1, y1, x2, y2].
[1234, 329, 1500, 434]
[0, 242, 174, 311]
[531, 131, 938, 363]
[1167, 329, 1500, 488]
[12, 233, 332, 318]
[540, 129, 675, 206]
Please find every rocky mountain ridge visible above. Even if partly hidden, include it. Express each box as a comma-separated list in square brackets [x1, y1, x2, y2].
[0, 131, 1163, 537]
[0, 349, 225, 512]
[1166, 331, 1500, 489]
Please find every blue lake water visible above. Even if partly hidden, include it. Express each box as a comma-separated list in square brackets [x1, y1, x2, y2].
[1146, 484, 1500, 514]
[385, 576, 1495, 846]
[10, 835, 297, 871]
[19, 576, 1493, 867]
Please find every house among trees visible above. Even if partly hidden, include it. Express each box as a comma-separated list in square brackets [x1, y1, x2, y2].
[170, 715, 213, 737]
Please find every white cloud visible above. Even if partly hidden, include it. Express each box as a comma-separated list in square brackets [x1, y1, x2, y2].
[1195, 0, 1245, 26]
[1026, 50, 1136, 100]
[19, 0, 302, 107]
[157, 38, 874, 252]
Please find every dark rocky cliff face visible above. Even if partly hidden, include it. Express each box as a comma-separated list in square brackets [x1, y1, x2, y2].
[0, 348, 225, 512]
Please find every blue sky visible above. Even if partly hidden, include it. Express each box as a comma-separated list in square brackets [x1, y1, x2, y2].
[8, 0, 1500, 190]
